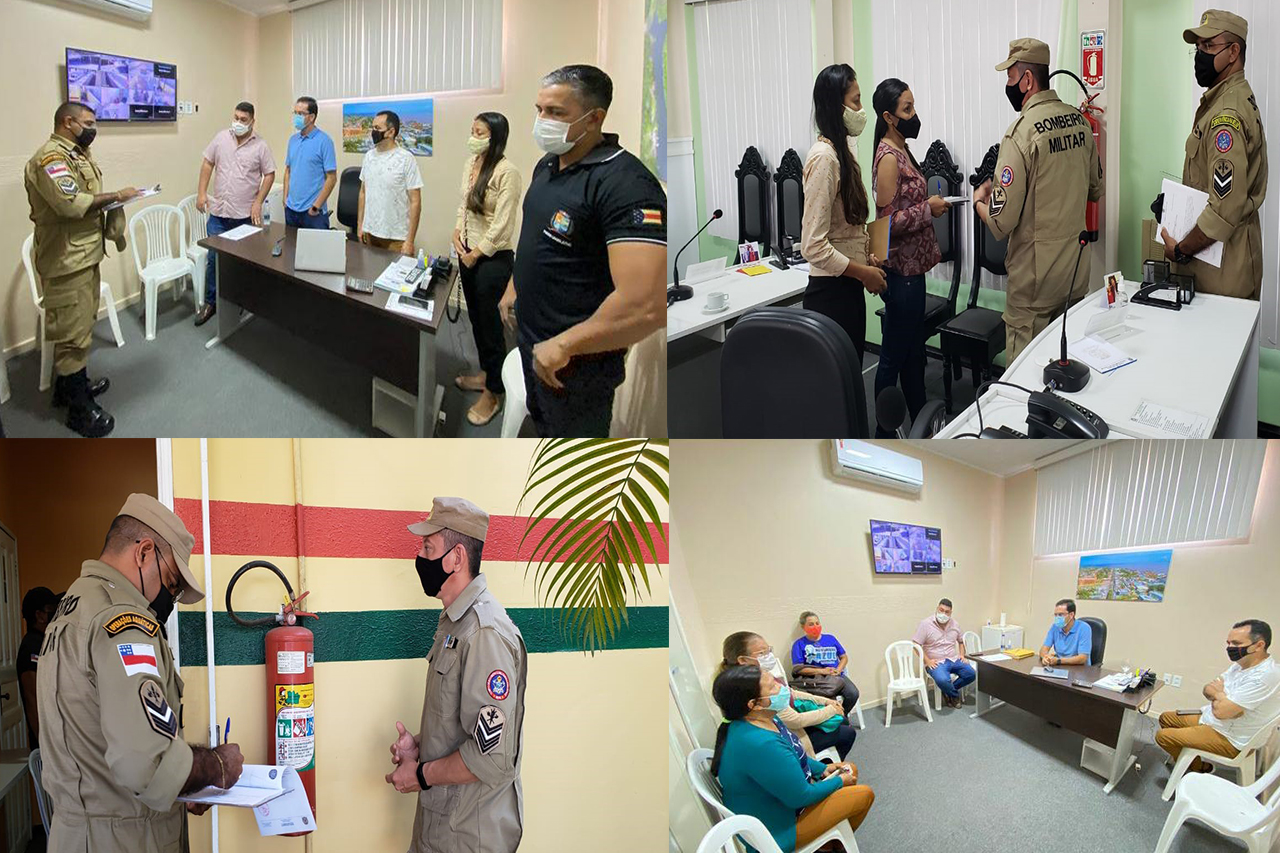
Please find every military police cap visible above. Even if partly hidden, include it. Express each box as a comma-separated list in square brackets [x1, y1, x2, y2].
[996, 38, 1051, 71]
[1184, 9, 1247, 44]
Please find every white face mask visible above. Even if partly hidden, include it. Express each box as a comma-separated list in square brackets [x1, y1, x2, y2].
[756, 651, 780, 672]
[467, 135, 490, 155]
[843, 105, 867, 137]
[533, 111, 593, 155]
[231, 121, 251, 137]
[936, 612, 950, 624]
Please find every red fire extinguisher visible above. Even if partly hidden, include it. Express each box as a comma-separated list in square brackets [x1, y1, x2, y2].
[1081, 98, 1104, 243]
[227, 560, 319, 836]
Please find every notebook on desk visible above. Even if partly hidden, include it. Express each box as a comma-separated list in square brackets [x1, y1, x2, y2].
[1004, 648, 1036, 659]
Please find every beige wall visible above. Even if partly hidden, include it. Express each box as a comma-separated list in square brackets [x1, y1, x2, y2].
[994, 442, 1280, 715]
[668, 0, 692, 139]
[1, 0, 258, 355]
[670, 440, 1005, 708]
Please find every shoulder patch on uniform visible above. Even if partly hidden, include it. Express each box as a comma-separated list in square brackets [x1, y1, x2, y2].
[999, 166, 1014, 187]
[104, 611, 161, 638]
[1213, 160, 1234, 199]
[39, 153, 68, 168]
[44, 162, 71, 180]
[474, 705, 506, 755]
[1214, 128, 1234, 153]
[1210, 114, 1242, 134]
[56, 176, 79, 196]
[118, 642, 161, 678]
[990, 187, 1007, 217]
[139, 679, 178, 740]
[486, 669, 510, 701]
[633, 208, 663, 227]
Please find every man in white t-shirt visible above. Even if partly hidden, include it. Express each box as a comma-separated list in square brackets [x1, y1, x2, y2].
[1156, 619, 1280, 773]
[357, 110, 422, 255]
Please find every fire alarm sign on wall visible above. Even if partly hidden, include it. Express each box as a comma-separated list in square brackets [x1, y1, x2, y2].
[1082, 30, 1105, 89]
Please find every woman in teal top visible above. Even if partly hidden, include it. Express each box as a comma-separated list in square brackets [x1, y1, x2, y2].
[710, 664, 875, 852]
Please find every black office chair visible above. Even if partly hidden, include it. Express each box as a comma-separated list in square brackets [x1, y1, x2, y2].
[874, 386, 948, 438]
[734, 146, 771, 262]
[874, 140, 964, 344]
[773, 148, 804, 259]
[937, 144, 1008, 412]
[721, 307, 869, 438]
[1081, 617, 1107, 666]
[336, 166, 362, 238]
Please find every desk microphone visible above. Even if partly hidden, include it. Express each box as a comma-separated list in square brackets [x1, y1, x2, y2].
[1041, 231, 1091, 393]
[668, 209, 723, 306]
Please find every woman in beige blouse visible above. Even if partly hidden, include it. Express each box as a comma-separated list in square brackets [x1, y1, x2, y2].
[452, 112, 522, 426]
[800, 63, 886, 372]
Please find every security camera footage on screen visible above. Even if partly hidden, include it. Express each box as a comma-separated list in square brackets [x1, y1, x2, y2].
[870, 520, 942, 574]
[67, 48, 176, 121]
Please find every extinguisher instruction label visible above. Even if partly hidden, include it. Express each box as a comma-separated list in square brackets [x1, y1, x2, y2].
[277, 650, 307, 675]
[275, 683, 315, 771]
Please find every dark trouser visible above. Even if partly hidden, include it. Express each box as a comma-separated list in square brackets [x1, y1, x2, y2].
[835, 674, 860, 713]
[803, 275, 867, 369]
[518, 340, 620, 437]
[807, 721, 857, 760]
[459, 250, 514, 395]
[285, 207, 330, 229]
[205, 214, 252, 303]
[874, 270, 928, 437]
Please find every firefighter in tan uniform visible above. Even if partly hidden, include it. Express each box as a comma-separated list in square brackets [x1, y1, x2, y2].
[23, 101, 139, 437]
[386, 497, 527, 853]
[974, 39, 1104, 363]
[1157, 10, 1266, 299]
[37, 494, 245, 853]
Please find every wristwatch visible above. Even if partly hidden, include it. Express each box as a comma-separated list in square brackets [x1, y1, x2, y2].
[1172, 243, 1193, 265]
[415, 761, 431, 791]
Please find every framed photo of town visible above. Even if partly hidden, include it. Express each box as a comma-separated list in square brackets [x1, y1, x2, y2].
[341, 97, 434, 156]
[1076, 549, 1171, 603]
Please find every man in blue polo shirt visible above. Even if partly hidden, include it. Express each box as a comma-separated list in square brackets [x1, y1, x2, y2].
[282, 96, 337, 229]
[1039, 598, 1093, 666]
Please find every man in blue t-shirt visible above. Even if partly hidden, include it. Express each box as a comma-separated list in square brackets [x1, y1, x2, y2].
[1040, 598, 1093, 666]
[282, 96, 337, 229]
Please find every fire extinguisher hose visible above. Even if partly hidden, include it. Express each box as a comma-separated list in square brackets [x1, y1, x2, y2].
[225, 560, 296, 628]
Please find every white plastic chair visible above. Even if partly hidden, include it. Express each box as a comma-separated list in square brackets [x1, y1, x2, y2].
[499, 346, 527, 438]
[847, 696, 866, 730]
[1154, 749, 1280, 853]
[928, 631, 984, 711]
[1162, 712, 1280, 801]
[30, 747, 52, 836]
[129, 204, 196, 340]
[698, 814, 785, 853]
[0, 322, 9, 404]
[686, 748, 860, 853]
[884, 640, 933, 727]
[21, 234, 125, 391]
[178, 193, 208, 309]
[266, 186, 285, 225]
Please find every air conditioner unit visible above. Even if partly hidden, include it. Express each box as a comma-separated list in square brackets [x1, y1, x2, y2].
[830, 440, 924, 493]
[65, 0, 153, 21]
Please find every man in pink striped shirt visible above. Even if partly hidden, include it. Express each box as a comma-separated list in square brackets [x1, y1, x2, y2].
[912, 598, 974, 709]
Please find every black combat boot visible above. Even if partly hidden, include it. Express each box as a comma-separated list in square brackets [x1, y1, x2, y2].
[64, 369, 115, 438]
[52, 372, 110, 407]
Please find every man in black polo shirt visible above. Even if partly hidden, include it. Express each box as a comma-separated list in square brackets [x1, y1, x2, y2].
[501, 64, 666, 437]
[18, 586, 58, 749]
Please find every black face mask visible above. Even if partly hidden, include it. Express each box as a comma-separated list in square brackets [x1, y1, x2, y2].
[1195, 48, 1223, 89]
[1005, 79, 1026, 112]
[139, 546, 176, 626]
[415, 548, 454, 597]
[73, 122, 97, 149]
[1227, 642, 1255, 662]
[896, 114, 921, 140]
[371, 129, 386, 144]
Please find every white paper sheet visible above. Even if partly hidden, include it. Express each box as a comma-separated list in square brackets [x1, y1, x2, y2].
[102, 185, 161, 211]
[1154, 178, 1223, 268]
[253, 767, 316, 836]
[177, 764, 290, 808]
[980, 653, 1011, 661]
[941, 196, 970, 205]
[374, 257, 421, 294]
[218, 224, 262, 241]
[1067, 336, 1136, 374]
[1130, 399, 1211, 438]
[684, 256, 728, 284]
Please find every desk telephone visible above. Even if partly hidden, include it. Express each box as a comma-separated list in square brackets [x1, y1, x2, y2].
[1026, 390, 1108, 438]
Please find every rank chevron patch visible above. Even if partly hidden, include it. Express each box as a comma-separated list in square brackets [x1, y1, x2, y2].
[474, 705, 506, 755]
[1213, 160, 1233, 200]
[139, 679, 177, 739]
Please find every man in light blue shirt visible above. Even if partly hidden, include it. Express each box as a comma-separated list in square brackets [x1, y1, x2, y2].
[1039, 598, 1093, 666]
[282, 96, 336, 229]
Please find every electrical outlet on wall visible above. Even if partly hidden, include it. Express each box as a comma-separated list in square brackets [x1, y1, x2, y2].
[1172, 674, 1183, 688]
[1163, 672, 1172, 684]
[942, 559, 955, 570]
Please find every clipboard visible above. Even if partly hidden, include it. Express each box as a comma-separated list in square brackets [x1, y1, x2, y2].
[867, 215, 891, 263]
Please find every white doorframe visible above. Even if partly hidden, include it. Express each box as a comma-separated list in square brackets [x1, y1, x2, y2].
[154, 439, 180, 666]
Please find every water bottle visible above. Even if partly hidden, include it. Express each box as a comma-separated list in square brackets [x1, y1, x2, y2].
[262, 204, 271, 227]
[417, 248, 426, 269]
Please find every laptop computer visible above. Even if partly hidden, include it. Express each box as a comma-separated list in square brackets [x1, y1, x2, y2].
[293, 228, 348, 274]
[1030, 666, 1070, 680]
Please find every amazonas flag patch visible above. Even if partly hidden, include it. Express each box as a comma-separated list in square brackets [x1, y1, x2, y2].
[118, 643, 160, 678]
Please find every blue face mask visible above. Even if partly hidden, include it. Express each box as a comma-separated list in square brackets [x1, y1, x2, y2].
[293, 114, 305, 131]
[765, 686, 791, 713]
[1053, 616, 1066, 630]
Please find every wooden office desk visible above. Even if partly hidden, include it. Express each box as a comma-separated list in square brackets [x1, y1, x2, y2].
[967, 650, 1163, 793]
[199, 224, 451, 436]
